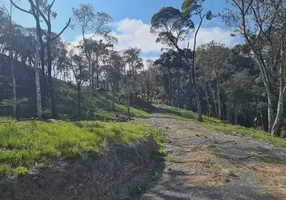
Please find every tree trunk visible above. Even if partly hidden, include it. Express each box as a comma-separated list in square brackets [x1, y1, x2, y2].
[96, 56, 100, 88]
[10, 53, 16, 117]
[35, 0, 42, 119]
[91, 62, 95, 92]
[168, 67, 172, 106]
[244, 111, 247, 127]
[259, 107, 265, 131]
[267, 95, 275, 134]
[234, 107, 238, 125]
[271, 59, 286, 137]
[40, 37, 47, 97]
[271, 90, 285, 136]
[196, 92, 203, 121]
[190, 18, 204, 122]
[191, 65, 203, 121]
[188, 80, 192, 110]
[47, 23, 57, 118]
[176, 67, 180, 108]
[8, 4, 16, 118]
[211, 87, 218, 118]
[226, 106, 231, 123]
[216, 75, 222, 120]
[77, 83, 81, 118]
[204, 83, 211, 117]
[112, 82, 115, 111]
[127, 84, 131, 117]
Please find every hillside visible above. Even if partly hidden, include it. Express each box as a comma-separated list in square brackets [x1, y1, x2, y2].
[0, 55, 148, 120]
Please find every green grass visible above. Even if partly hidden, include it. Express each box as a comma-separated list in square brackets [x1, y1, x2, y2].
[57, 81, 148, 120]
[212, 151, 228, 159]
[162, 105, 286, 148]
[188, 131, 203, 137]
[165, 155, 184, 163]
[150, 129, 166, 162]
[0, 117, 156, 176]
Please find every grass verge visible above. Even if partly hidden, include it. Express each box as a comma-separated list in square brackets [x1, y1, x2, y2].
[0, 118, 158, 176]
[161, 105, 286, 148]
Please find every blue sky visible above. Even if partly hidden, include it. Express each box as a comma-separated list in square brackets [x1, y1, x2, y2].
[1, 0, 239, 59]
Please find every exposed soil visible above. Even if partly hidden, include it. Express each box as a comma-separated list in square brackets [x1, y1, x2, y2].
[0, 137, 158, 200]
[135, 108, 286, 200]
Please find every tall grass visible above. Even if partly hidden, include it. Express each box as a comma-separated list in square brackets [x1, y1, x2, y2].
[0, 118, 153, 176]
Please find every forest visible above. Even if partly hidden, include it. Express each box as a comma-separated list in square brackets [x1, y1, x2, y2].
[0, 0, 286, 199]
[0, 0, 286, 136]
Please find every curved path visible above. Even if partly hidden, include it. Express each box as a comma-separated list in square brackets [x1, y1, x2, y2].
[134, 111, 286, 200]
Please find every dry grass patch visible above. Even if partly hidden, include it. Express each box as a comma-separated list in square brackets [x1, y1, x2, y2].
[236, 162, 286, 200]
[185, 148, 286, 199]
[174, 129, 190, 139]
[182, 147, 232, 188]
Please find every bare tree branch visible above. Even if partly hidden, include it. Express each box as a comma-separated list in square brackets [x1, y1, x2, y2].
[10, 0, 32, 15]
[51, 18, 72, 41]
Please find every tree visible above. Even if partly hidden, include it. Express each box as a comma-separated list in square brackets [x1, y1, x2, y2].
[151, 7, 192, 106]
[0, 3, 16, 117]
[140, 60, 158, 102]
[37, 0, 71, 118]
[181, 0, 214, 121]
[69, 50, 89, 117]
[151, 2, 213, 121]
[223, 71, 255, 125]
[151, 7, 193, 51]
[72, 4, 112, 90]
[123, 47, 144, 113]
[72, 4, 113, 118]
[103, 50, 123, 110]
[223, 0, 286, 136]
[196, 41, 230, 119]
[83, 39, 113, 91]
[154, 50, 183, 106]
[51, 39, 70, 80]
[10, 0, 43, 119]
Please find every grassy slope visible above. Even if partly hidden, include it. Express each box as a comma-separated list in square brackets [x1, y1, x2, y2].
[56, 81, 148, 120]
[0, 61, 155, 177]
[0, 118, 162, 176]
[0, 56, 147, 119]
[161, 105, 286, 148]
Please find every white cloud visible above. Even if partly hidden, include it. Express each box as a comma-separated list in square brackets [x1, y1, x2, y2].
[70, 18, 240, 56]
[113, 18, 164, 53]
[185, 27, 240, 48]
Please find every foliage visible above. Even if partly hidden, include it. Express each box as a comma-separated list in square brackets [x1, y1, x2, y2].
[151, 7, 193, 49]
[222, 0, 286, 136]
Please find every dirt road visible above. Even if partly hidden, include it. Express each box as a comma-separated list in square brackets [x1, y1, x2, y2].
[135, 111, 286, 200]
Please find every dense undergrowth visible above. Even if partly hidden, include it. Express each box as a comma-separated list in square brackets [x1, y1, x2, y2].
[161, 105, 286, 148]
[0, 118, 160, 176]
